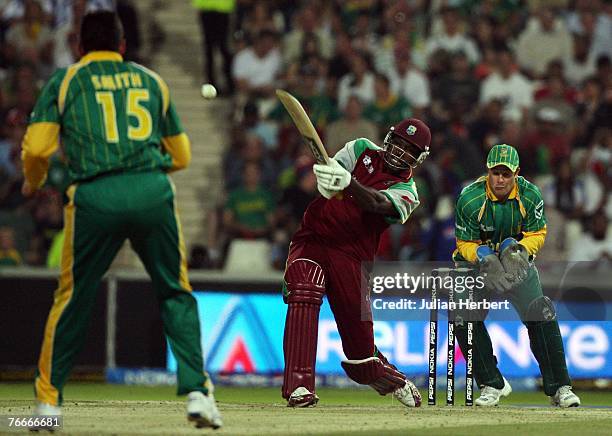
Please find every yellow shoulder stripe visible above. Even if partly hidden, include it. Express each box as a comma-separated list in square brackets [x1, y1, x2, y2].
[59, 61, 91, 114]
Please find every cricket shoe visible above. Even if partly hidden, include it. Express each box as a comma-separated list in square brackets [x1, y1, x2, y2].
[287, 386, 319, 407]
[393, 380, 422, 407]
[550, 385, 580, 408]
[475, 377, 512, 406]
[186, 391, 223, 429]
[29, 402, 61, 432]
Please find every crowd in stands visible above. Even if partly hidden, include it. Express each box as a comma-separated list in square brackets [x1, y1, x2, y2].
[0, 0, 141, 266]
[0, 0, 609, 271]
[204, 0, 611, 270]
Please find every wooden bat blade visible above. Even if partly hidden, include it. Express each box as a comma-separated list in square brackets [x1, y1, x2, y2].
[276, 89, 329, 164]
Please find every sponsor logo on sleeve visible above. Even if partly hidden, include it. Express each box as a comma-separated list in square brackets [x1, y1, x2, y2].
[535, 200, 544, 220]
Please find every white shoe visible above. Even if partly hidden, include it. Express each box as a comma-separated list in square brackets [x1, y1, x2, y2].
[30, 402, 61, 431]
[393, 380, 422, 407]
[475, 377, 512, 406]
[287, 386, 319, 407]
[186, 391, 223, 429]
[550, 385, 580, 408]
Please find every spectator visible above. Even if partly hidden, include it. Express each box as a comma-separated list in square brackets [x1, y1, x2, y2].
[240, 1, 282, 43]
[241, 101, 278, 151]
[326, 32, 354, 84]
[480, 47, 533, 121]
[223, 162, 275, 240]
[534, 61, 578, 104]
[471, 15, 496, 54]
[271, 162, 317, 269]
[0, 226, 22, 266]
[232, 30, 281, 98]
[325, 95, 378, 155]
[224, 133, 276, 191]
[188, 244, 211, 270]
[388, 47, 430, 117]
[363, 73, 411, 139]
[566, 7, 612, 60]
[4, 0, 53, 76]
[522, 107, 571, 176]
[194, 0, 235, 95]
[31, 190, 63, 262]
[0, 111, 28, 211]
[337, 51, 375, 110]
[574, 77, 603, 147]
[348, 11, 377, 54]
[425, 7, 480, 66]
[431, 50, 479, 119]
[564, 33, 597, 86]
[569, 210, 611, 263]
[0, 108, 27, 178]
[282, 5, 333, 64]
[52, 0, 86, 68]
[469, 99, 504, 157]
[424, 195, 456, 261]
[516, 7, 572, 79]
[595, 55, 611, 89]
[270, 63, 338, 133]
[2, 63, 40, 112]
[542, 159, 585, 219]
[531, 74, 577, 131]
[117, 0, 141, 62]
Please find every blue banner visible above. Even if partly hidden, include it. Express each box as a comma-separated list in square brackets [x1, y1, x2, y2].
[167, 292, 612, 379]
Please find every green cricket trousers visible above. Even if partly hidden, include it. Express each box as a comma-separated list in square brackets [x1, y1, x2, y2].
[35, 171, 209, 406]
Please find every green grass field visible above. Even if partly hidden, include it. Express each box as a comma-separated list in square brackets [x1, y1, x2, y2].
[1, 383, 612, 435]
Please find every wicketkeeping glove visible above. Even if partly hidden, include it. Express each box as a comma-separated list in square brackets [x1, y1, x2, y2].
[499, 237, 530, 284]
[313, 158, 352, 191]
[477, 246, 514, 294]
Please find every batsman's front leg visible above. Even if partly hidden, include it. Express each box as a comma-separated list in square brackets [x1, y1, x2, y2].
[282, 258, 326, 407]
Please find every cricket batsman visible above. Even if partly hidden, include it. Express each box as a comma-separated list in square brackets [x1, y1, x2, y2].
[22, 11, 221, 429]
[282, 118, 430, 407]
[453, 144, 581, 407]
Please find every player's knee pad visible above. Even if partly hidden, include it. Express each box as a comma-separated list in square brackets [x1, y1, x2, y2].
[284, 258, 326, 305]
[341, 357, 406, 395]
[526, 296, 556, 323]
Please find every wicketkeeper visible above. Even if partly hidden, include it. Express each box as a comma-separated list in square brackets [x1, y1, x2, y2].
[453, 144, 580, 407]
[281, 119, 431, 408]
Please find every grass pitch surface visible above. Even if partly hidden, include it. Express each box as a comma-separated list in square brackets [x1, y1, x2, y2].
[1, 383, 611, 435]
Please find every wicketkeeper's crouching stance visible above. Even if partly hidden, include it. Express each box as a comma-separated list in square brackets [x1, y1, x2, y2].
[281, 119, 431, 407]
[453, 144, 581, 408]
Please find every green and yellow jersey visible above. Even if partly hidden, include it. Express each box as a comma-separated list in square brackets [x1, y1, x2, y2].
[454, 175, 547, 263]
[22, 51, 191, 188]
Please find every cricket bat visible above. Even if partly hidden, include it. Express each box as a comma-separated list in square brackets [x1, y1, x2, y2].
[275, 89, 330, 165]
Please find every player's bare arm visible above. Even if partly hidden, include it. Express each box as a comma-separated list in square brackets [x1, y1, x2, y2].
[345, 178, 398, 217]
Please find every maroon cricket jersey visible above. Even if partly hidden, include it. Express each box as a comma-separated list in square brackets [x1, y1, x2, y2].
[292, 138, 420, 261]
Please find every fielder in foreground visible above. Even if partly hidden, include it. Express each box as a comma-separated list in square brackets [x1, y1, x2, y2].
[453, 144, 580, 407]
[21, 12, 221, 430]
[281, 118, 431, 408]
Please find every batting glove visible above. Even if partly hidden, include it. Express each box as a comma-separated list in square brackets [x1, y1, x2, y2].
[313, 158, 352, 191]
[317, 181, 336, 199]
[499, 238, 530, 284]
